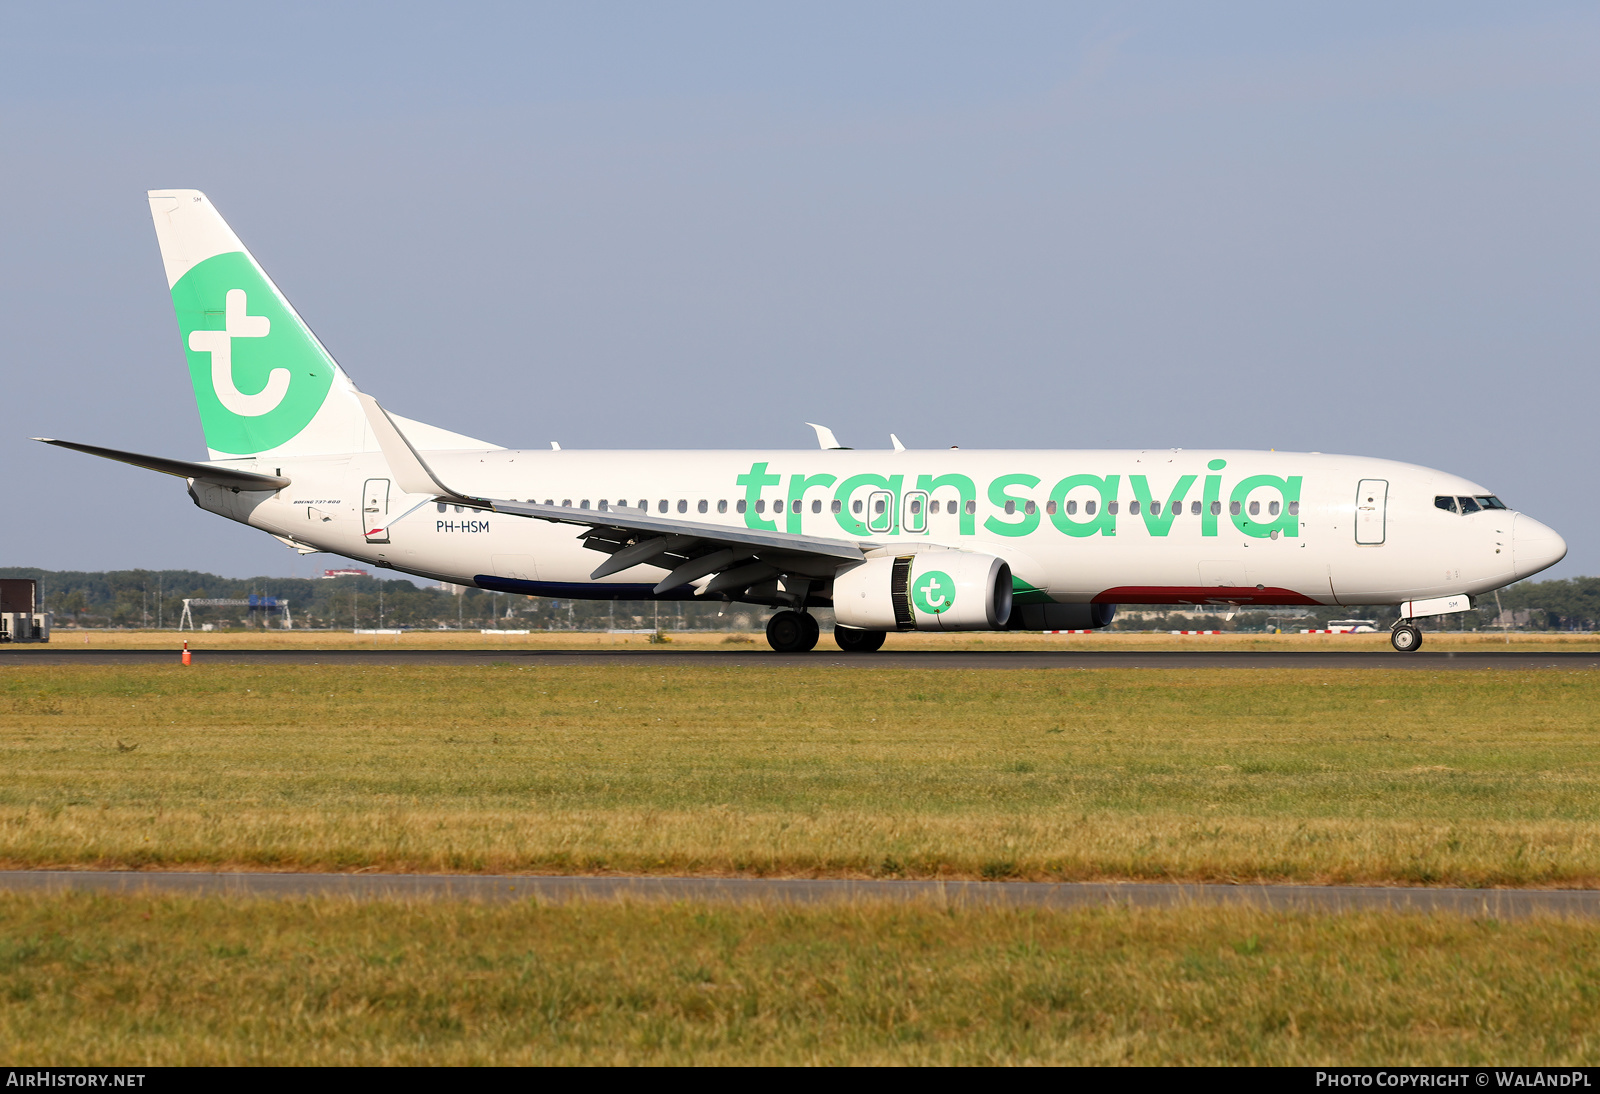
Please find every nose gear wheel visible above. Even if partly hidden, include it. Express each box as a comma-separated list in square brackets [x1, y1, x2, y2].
[1391, 623, 1423, 653]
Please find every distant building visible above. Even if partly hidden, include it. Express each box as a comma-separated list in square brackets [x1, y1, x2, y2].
[1325, 619, 1379, 633]
[0, 579, 50, 642]
[0, 579, 35, 614]
[322, 568, 368, 579]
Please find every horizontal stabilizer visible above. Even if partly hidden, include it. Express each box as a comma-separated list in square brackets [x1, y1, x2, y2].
[33, 438, 290, 490]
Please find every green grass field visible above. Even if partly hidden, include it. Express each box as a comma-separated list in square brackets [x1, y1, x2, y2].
[4, 893, 1598, 1065]
[5, 660, 1600, 1065]
[2, 662, 1598, 886]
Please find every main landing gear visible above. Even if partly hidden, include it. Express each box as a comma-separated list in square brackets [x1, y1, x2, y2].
[764, 612, 888, 653]
[833, 624, 887, 653]
[766, 610, 820, 653]
[1391, 621, 1424, 653]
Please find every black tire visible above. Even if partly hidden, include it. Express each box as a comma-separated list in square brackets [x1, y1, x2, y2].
[833, 624, 887, 652]
[1391, 624, 1423, 653]
[766, 610, 817, 653]
[799, 612, 820, 651]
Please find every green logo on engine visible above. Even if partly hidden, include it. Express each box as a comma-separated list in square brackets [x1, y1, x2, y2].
[913, 570, 955, 614]
[171, 251, 335, 454]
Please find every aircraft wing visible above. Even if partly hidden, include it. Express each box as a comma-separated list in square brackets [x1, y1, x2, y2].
[488, 499, 867, 594]
[356, 391, 866, 596]
[490, 500, 864, 560]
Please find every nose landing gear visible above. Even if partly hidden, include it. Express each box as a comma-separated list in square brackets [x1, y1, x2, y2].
[1391, 621, 1423, 653]
[766, 609, 820, 652]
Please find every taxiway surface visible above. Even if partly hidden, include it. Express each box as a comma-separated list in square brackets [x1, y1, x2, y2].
[3, 870, 1594, 918]
[1, 649, 1596, 669]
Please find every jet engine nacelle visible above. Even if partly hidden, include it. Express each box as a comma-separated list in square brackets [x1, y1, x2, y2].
[833, 553, 1013, 631]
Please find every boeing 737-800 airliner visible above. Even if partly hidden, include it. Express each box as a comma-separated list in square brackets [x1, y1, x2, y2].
[36, 191, 1569, 652]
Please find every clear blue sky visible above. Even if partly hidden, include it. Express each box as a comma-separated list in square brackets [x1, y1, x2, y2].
[3, 1, 1597, 580]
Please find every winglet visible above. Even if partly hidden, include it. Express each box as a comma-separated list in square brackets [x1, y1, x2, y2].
[356, 392, 480, 503]
[806, 423, 847, 450]
[890, 434, 906, 452]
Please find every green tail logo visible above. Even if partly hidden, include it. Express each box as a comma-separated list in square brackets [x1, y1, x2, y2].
[171, 251, 335, 454]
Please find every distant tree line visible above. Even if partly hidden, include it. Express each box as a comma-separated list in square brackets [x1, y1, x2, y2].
[0, 568, 770, 632]
[1491, 576, 1600, 631]
[3, 567, 1592, 633]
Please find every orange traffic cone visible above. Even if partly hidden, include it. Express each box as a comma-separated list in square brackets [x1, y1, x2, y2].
[182, 641, 191, 666]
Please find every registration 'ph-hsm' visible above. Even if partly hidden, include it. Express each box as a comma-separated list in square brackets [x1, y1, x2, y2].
[38, 191, 1569, 652]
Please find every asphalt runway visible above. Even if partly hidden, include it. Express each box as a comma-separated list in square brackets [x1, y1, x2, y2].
[3, 870, 1595, 918]
[1, 648, 1596, 669]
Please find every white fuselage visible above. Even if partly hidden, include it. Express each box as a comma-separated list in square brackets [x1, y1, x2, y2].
[195, 447, 1567, 612]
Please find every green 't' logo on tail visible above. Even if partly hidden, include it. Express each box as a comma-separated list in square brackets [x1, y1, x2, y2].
[171, 251, 334, 454]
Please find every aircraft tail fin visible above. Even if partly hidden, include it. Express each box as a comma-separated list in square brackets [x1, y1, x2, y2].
[149, 189, 369, 459]
[149, 190, 504, 460]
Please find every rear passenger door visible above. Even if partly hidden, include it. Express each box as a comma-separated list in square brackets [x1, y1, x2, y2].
[363, 478, 391, 543]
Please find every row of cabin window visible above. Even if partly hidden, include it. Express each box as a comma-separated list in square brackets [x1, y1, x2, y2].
[1434, 495, 1508, 515]
[994, 499, 1297, 518]
[447, 498, 1300, 518]
[522, 499, 846, 514]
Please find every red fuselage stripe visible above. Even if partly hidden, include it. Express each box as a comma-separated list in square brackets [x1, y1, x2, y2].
[1092, 586, 1322, 606]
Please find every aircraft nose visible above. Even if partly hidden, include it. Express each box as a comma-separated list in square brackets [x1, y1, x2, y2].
[1513, 514, 1567, 579]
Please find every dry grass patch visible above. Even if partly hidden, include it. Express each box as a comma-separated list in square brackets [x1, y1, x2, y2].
[2, 892, 1597, 1065]
[1, 664, 1598, 884]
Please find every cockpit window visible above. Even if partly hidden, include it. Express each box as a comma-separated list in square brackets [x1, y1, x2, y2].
[1438, 494, 1509, 515]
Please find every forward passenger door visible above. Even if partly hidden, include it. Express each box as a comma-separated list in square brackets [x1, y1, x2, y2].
[1355, 479, 1388, 545]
